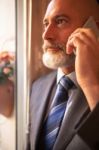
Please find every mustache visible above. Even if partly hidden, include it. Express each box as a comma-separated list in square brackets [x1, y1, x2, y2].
[42, 42, 66, 52]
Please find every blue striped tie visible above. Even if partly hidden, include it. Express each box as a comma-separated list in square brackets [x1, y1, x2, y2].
[43, 76, 74, 150]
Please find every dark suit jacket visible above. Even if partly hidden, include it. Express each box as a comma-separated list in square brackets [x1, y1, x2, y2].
[29, 71, 99, 150]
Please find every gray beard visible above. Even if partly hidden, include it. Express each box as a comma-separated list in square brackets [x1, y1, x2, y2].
[42, 51, 75, 69]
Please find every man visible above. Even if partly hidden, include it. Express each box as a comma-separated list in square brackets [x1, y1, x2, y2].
[29, 0, 99, 149]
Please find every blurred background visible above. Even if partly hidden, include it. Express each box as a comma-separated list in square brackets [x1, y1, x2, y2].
[0, 0, 53, 150]
[30, 0, 52, 83]
[0, 0, 15, 150]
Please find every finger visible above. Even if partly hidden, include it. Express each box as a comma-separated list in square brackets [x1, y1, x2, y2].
[69, 28, 98, 44]
[66, 35, 85, 54]
[67, 29, 99, 54]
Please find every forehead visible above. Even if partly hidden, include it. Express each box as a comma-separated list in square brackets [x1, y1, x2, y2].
[45, 0, 73, 17]
[44, 0, 88, 21]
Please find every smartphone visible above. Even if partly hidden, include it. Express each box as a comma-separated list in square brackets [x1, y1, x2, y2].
[83, 16, 99, 38]
[73, 16, 99, 55]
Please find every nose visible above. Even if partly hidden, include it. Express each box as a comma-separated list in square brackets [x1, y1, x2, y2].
[42, 24, 56, 40]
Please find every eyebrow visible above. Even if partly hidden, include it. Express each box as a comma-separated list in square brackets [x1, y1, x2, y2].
[43, 14, 70, 24]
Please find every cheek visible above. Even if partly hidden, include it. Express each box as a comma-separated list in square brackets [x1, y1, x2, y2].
[59, 31, 72, 44]
[60, 26, 79, 44]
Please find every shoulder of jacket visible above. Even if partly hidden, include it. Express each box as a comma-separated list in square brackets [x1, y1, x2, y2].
[32, 71, 56, 86]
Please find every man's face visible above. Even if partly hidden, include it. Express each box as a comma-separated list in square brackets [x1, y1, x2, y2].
[42, 0, 88, 70]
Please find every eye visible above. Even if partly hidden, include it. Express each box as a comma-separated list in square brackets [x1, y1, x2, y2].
[56, 17, 69, 27]
[57, 19, 65, 24]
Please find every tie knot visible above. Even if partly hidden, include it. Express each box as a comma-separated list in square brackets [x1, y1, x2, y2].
[59, 76, 74, 91]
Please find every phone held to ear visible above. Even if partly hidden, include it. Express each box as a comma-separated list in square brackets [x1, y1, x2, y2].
[84, 16, 99, 37]
[73, 16, 99, 55]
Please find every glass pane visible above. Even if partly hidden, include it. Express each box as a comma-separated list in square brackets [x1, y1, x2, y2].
[0, 0, 16, 150]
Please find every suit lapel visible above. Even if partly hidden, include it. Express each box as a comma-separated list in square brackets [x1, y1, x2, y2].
[53, 87, 90, 150]
[32, 72, 56, 148]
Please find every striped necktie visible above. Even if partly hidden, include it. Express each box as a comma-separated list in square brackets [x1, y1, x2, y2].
[43, 76, 74, 150]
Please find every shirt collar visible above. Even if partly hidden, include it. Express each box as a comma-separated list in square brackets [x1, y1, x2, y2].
[57, 68, 79, 87]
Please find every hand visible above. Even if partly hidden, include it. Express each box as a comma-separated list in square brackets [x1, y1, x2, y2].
[66, 28, 99, 110]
